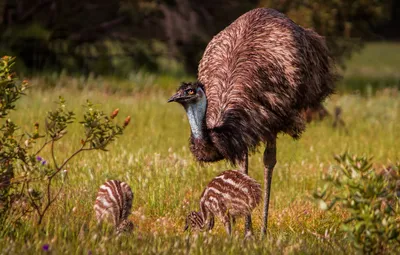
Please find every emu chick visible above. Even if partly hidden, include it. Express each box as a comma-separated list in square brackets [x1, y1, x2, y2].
[94, 180, 134, 234]
[185, 170, 261, 235]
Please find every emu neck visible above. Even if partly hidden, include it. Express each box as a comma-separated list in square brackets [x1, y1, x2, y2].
[185, 96, 207, 139]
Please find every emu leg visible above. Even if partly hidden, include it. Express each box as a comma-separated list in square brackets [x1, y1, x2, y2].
[223, 215, 232, 235]
[239, 153, 253, 237]
[207, 215, 215, 230]
[261, 137, 277, 238]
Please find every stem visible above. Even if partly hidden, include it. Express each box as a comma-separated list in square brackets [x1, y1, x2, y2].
[47, 177, 51, 207]
[51, 140, 59, 170]
[26, 181, 42, 224]
[35, 138, 51, 155]
[40, 179, 65, 225]
[50, 184, 64, 204]
[18, 181, 26, 198]
[33, 137, 91, 224]
[49, 146, 91, 179]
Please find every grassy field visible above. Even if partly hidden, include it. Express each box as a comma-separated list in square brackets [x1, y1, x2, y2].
[1, 43, 399, 254]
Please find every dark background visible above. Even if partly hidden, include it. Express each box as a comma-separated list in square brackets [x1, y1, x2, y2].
[1, 0, 398, 76]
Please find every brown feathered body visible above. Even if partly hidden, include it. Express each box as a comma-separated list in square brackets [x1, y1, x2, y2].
[185, 170, 261, 232]
[189, 8, 335, 163]
[94, 180, 134, 233]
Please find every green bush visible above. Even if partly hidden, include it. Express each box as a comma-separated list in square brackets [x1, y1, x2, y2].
[0, 56, 130, 234]
[314, 153, 400, 254]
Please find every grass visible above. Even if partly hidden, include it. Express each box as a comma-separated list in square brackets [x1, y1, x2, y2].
[337, 42, 400, 94]
[1, 43, 400, 254]
[344, 42, 400, 78]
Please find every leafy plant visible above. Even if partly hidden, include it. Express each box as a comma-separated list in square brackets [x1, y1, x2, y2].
[0, 56, 130, 234]
[314, 153, 400, 254]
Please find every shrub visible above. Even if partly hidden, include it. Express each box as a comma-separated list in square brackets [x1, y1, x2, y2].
[314, 153, 400, 254]
[0, 56, 130, 235]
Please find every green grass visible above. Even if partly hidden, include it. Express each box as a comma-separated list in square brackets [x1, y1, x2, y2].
[1, 43, 400, 254]
[344, 42, 400, 78]
[338, 42, 400, 94]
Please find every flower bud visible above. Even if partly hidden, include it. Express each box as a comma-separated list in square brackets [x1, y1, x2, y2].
[124, 116, 131, 127]
[110, 108, 119, 119]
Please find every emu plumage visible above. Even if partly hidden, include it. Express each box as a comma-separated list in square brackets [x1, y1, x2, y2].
[169, 8, 336, 237]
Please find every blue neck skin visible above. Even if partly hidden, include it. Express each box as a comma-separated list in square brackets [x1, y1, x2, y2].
[185, 88, 207, 139]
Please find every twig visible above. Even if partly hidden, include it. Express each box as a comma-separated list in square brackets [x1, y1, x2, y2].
[26, 181, 42, 224]
[51, 139, 59, 170]
[50, 145, 90, 179]
[49, 183, 64, 205]
[46, 177, 51, 209]
[35, 138, 51, 155]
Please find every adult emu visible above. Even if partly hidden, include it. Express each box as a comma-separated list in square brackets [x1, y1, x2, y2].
[168, 8, 336, 237]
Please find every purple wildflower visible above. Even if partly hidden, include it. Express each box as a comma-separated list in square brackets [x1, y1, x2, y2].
[88, 251, 92, 255]
[42, 244, 49, 251]
[36, 156, 42, 162]
[41, 160, 47, 165]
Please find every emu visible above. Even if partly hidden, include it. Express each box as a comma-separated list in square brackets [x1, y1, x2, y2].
[185, 170, 261, 235]
[168, 8, 336, 237]
[94, 180, 134, 234]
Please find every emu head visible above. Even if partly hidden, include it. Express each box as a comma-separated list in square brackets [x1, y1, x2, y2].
[184, 211, 205, 232]
[168, 82, 207, 139]
[168, 82, 205, 106]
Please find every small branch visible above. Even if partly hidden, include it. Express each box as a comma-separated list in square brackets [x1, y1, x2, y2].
[10, 207, 34, 227]
[50, 138, 91, 179]
[49, 183, 64, 205]
[51, 139, 59, 170]
[40, 178, 58, 223]
[26, 181, 42, 223]
[57, 148, 92, 174]
[35, 138, 51, 156]
[18, 181, 26, 197]
[46, 177, 51, 207]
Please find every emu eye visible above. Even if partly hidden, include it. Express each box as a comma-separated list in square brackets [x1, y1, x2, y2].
[187, 89, 195, 95]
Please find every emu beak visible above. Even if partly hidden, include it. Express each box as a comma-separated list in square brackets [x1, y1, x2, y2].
[168, 92, 181, 103]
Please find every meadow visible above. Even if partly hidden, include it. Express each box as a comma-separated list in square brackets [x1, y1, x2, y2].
[0, 42, 399, 254]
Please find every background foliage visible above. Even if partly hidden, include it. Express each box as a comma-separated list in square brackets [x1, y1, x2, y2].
[0, 0, 398, 76]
